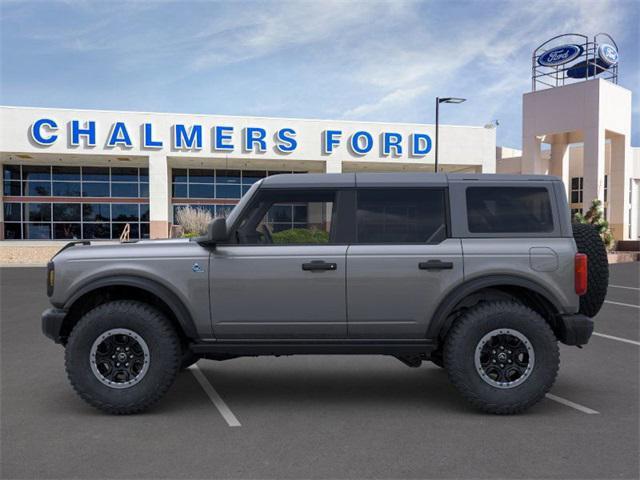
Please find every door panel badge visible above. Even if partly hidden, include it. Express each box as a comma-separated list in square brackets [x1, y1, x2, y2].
[192, 262, 205, 273]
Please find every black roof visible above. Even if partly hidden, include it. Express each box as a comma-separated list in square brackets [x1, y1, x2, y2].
[259, 172, 559, 189]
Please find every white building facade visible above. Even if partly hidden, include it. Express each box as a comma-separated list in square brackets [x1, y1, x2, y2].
[0, 106, 496, 240]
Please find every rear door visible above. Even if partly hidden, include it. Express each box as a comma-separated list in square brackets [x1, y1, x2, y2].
[346, 188, 463, 338]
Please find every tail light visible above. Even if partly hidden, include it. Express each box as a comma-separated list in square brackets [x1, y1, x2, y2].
[46, 261, 55, 297]
[575, 253, 587, 296]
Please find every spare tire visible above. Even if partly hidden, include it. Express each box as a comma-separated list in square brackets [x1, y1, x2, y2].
[572, 223, 609, 317]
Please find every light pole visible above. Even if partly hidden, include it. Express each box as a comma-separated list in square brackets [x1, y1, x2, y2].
[435, 97, 466, 173]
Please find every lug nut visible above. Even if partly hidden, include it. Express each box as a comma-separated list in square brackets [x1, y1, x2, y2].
[111, 355, 115, 359]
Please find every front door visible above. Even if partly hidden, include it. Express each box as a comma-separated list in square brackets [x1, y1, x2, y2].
[346, 188, 464, 338]
[210, 188, 348, 338]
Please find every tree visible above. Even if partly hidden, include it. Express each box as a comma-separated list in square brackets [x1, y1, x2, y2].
[573, 199, 615, 251]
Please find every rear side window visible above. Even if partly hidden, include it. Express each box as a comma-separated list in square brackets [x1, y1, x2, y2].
[356, 188, 447, 243]
[466, 187, 554, 233]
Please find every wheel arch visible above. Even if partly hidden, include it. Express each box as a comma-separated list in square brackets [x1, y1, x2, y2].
[427, 275, 564, 341]
[60, 275, 197, 344]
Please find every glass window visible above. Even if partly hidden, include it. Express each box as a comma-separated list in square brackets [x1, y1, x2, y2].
[82, 167, 109, 182]
[139, 168, 149, 182]
[216, 170, 241, 184]
[52, 182, 81, 197]
[24, 223, 51, 239]
[111, 183, 139, 197]
[241, 170, 266, 185]
[189, 169, 215, 183]
[110, 167, 138, 181]
[141, 222, 150, 239]
[22, 165, 50, 181]
[216, 184, 241, 199]
[4, 223, 22, 239]
[25, 181, 51, 196]
[112, 204, 139, 221]
[52, 166, 80, 181]
[54, 223, 81, 239]
[188, 183, 215, 199]
[53, 203, 81, 222]
[25, 203, 51, 222]
[140, 183, 149, 198]
[356, 189, 446, 244]
[570, 177, 583, 204]
[83, 203, 111, 221]
[140, 204, 150, 222]
[82, 182, 110, 197]
[83, 223, 111, 239]
[3, 165, 21, 181]
[3, 181, 21, 196]
[4, 202, 21, 221]
[172, 168, 188, 183]
[172, 183, 187, 198]
[466, 187, 554, 233]
[237, 190, 335, 245]
[112, 222, 139, 240]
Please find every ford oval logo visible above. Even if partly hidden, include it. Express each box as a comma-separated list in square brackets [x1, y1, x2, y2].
[598, 43, 618, 66]
[538, 44, 583, 67]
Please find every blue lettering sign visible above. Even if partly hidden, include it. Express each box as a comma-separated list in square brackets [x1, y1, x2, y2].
[107, 122, 132, 148]
[275, 128, 297, 153]
[30, 118, 58, 145]
[350, 131, 373, 155]
[214, 126, 234, 151]
[143, 123, 163, 148]
[173, 124, 202, 150]
[411, 133, 432, 156]
[71, 120, 96, 147]
[244, 127, 267, 152]
[323, 130, 342, 154]
[382, 132, 403, 156]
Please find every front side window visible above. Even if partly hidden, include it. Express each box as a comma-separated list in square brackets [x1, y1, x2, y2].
[466, 186, 554, 233]
[236, 190, 336, 245]
[356, 189, 447, 244]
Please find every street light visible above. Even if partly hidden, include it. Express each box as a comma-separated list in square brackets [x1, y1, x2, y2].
[435, 97, 466, 172]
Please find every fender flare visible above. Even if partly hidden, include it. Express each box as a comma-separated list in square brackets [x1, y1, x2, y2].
[426, 274, 564, 339]
[63, 274, 198, 338]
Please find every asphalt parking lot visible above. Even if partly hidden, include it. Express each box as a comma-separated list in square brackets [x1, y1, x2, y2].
[1, 263, 638, 479]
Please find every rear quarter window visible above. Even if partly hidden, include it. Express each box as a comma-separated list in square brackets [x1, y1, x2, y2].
[466, 186, 554, 233]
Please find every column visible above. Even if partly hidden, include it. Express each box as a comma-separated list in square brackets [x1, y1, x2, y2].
[609, 134, 631, 240]
[148, 153, 170, 239]
[0, 169, 4, 240]
[522, 135, 543, 173]
[582, 126, 606, 214]
[549, 134, 570, 197]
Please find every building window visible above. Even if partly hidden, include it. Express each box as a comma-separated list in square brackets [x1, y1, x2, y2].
[570, 177, 583, 204]
[2, 164, 149, 240]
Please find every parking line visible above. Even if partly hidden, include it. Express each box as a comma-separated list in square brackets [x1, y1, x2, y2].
[593, 332, 640, 346]
[188, 364, 241, 427]
[545, 394, 599, 414]
[604, 300, 640, 309]
[609, 284, 640, 291]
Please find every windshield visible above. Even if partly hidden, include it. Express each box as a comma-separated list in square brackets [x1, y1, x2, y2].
[224, 180, 262, 227]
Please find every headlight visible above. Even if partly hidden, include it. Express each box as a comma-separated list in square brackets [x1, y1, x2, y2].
[47, 262, 55, 297]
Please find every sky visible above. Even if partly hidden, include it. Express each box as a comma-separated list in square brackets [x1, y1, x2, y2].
[1, 0, 638, 149]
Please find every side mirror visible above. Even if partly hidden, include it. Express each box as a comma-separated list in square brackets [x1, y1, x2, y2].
[208, 217, 228, 243]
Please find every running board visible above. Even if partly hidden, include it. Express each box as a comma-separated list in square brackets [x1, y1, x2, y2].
[190, 339, 437, 356]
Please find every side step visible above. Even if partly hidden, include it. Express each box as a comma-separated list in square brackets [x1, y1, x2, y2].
[190, 339, 437, 357]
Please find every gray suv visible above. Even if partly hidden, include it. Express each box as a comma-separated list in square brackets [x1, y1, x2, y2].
[42, 173, 608, 414]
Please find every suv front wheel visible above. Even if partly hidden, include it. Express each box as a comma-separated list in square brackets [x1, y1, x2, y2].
[444, 301, 559, 414]
[65, 300, 181, 414]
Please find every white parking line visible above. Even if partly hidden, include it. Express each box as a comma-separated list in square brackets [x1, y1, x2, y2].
[593, 332, 640, 346]
[604, 300, 640, 309]
[609, 284, 640, 291]
[189, 364, 241, 427]
[545, 394, 600, 414]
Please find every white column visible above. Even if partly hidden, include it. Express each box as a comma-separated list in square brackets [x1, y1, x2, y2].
[582, 126, 606, 214]
[325, 159, 342, 173]
[550, 134, 570, 195]
[609, 134, 631, 240]
[522, 135, 543, 173]
[148, 153, 170, 239]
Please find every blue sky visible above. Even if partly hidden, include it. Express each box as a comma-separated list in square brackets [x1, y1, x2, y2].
[1, 0, 638, 148]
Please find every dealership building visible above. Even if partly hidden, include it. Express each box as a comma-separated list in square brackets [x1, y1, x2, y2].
[0, 34, 638, 244]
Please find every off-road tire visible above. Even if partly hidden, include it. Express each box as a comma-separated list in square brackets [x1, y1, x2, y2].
[65, 300, 181, 414]
[572, 223, 609, 317]
[444, 301, 559, 414]
[180, 350, 200, 370]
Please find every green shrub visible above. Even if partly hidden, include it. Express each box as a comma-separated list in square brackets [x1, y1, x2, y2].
[573, 199, 615, 251]
[271, 228, 329, 244]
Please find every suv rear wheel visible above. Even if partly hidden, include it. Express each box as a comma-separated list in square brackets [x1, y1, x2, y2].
[65, 300, 181, 414]
[444, 301, 559, 414]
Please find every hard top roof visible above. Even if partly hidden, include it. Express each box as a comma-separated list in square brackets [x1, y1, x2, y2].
[259, 172, 559, 189]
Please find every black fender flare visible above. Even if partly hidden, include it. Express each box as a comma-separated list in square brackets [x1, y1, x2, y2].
[63, 275, 198, 339]
[426, 274, 564, 340]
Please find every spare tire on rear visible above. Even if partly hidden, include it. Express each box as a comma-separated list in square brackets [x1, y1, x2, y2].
[572, 223, 609, 317]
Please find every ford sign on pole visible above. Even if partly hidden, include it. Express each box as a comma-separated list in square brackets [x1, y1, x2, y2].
[537, 44, 583, 67]
[598, 44, 619, 66]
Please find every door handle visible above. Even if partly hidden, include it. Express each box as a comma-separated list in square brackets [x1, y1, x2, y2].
[302, 260, 337, 272]
[419, 260, 454, 270]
